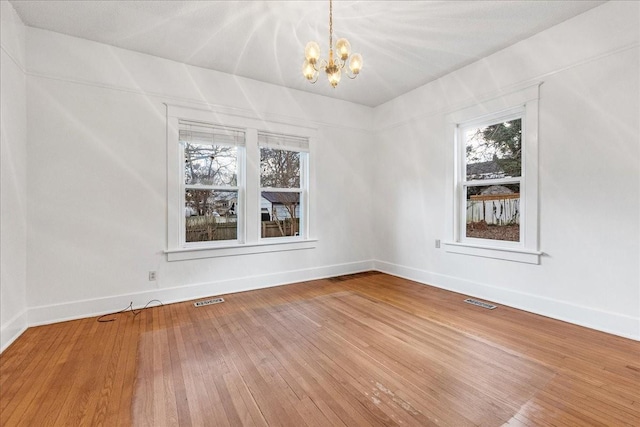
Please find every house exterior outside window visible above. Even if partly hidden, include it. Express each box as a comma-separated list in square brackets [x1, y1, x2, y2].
[181, 122, 245, 244]
[460, 115, 522, 243]
[165, 105, 316, 261]
[258, 132, 309, 240]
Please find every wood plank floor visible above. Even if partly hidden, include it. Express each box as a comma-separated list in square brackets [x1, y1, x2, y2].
[1, 272, 639, 426]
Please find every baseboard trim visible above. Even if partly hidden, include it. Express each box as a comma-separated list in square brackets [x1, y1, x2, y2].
[1, 310, 28, 353]
[374, 260, 640, 341]
[15, 259, 639, 346]
[27, 260, 375, 327]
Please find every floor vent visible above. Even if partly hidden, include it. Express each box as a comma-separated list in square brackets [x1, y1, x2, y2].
[194, 297, 224, 307]
[464, 298, 497, 310]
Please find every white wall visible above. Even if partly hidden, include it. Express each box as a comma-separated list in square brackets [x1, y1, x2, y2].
[2, 0, 638, 348]
[373, 1, 640, 340]
[1, 1, 28, 352]
[24, 28, 375, 324]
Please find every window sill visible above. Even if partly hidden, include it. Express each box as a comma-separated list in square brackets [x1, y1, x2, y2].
[165, 239, 317, 261]
[443, 241, 541, 264]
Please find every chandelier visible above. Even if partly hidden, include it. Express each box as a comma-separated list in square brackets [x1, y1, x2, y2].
[302, 0, 363, 88]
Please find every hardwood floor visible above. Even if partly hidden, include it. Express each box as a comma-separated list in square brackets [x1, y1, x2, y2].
[1, 272, 639, 426]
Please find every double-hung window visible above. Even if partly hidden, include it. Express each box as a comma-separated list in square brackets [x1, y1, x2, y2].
[459, 112, 522, 244]
[180, 121, 245, 245]
[166, 105, 316, 261]
[444, 84, 541, 264]
[258, 133, 309, 240]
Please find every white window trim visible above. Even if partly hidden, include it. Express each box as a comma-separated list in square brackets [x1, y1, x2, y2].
[179, 122, 246, 247]
[165, 104, 317, 261]
[456, 108, 523, 250]
[443, 83, 542, 264]
[257, 132, 309, 243]
[166, 239, 318, 262]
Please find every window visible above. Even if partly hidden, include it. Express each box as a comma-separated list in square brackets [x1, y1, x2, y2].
[166, 105, 316, 261]
[444, 84, 541, 264]
[180, 122, 244, 244]
[460, 114, 522, 243]
[259, 133, 308, 239]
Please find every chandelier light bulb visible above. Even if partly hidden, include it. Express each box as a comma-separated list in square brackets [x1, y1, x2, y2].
[349, 53, 363, 74]
[327, 64, 341, 87]
[302, 59, 316, 80]
[335, 38, 351, 61]
[304, 41, 320, 63]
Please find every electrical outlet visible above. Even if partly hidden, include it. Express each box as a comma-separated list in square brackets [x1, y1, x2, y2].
[148, 271, 157, 281]
[435, 239, 441, 249]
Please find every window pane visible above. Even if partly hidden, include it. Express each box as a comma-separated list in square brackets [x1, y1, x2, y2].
[185, 189, 237, 242]
[466, 184, 520, 242]
[260, 148, 300, 188]
[261, 191, 300, 238]
[465, 118, 521, 180]
[184, 143, 237, 186]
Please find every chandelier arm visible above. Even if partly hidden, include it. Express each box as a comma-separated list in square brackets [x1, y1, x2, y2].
[344, 65, 360, 79]
[345, 71, 358, 80]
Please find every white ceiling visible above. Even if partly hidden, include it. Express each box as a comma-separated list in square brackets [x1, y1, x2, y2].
[9, 0, 605, 107]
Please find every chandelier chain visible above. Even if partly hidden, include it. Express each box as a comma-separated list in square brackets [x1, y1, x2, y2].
[329, 0, 333, 54]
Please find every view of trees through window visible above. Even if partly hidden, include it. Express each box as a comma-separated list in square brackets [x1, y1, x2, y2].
[464, 118, 522, 242]
[171, 115, 311, 250]
[260, 147, 301, 238]
[260, 148, 300, 188]
[184, 143, 238, 242]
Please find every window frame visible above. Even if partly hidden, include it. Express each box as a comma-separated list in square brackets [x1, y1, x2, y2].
[165, 104, 317, 261]
[180, 124, 246, 247]
[444, 84, 542, 264]
[258, 133, 309, 242]
[456, 109, 524, 249]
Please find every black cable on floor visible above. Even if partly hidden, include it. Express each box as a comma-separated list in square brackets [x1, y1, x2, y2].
[97, 299, 163, 323]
